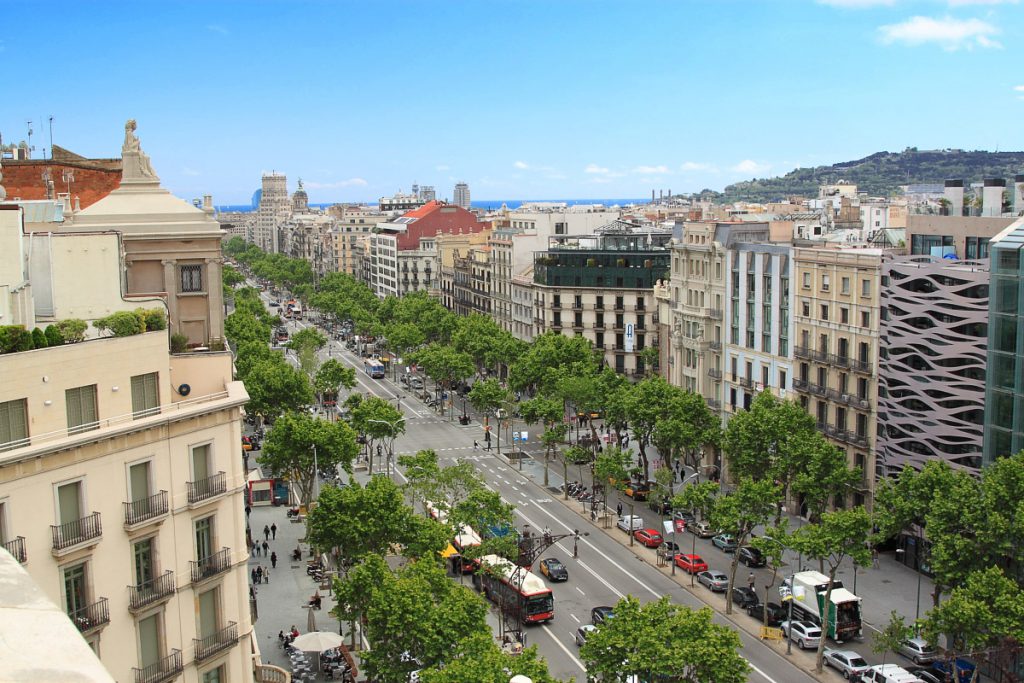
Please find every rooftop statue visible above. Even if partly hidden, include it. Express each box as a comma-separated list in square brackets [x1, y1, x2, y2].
[122, 119, 157, 180]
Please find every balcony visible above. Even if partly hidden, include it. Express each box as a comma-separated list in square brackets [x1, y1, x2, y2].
[793, 378, 809, 391]
[708, 341, 722, 351]
[187, 472, 227, 506]
[190, 547, 232, 584]
[739, 377, 754, 389]
[708, 308, 723, 320]
[707, 368, 722, 379]
[2, 536, 26, 563]
[129, 570, 176, 612]
[706, 399, 721, 411]
[851, 358, 871, 374]
[794, 346, 812, 360]
[51, 512, 102, 554]
[69, 597, 110, 635]
[809, 383, 828, 397]
[831, 354, 852, 370]
[133, 650, 183, 683]
[194, 622, 238, 662]
[124, 491, 169, 529]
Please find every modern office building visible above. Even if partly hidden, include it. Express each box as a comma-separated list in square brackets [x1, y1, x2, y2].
[984, 217, 1024, 465]
[254, 173, 289, 253]
[878, 255, 989, 477]
[453, 182, 470, 210]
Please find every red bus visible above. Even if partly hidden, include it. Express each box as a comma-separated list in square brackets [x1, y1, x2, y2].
[476, 554, 554, 624]
[452, 525, 482, 573]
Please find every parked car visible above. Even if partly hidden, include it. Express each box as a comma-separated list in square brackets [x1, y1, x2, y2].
[634, 528, 664, 548]
[623, 481, 651, 501]
[409, 377, 424, 390]
[591, 606, 614, 625]
[712, 533, 738, 552]
[780, 620, 822, 650]
[747, 601, 787, 626]
[674, 553, 708, 574]
[931, 658, 976, 681]
[648, 497, 672, 515]
[904, 667, 944, 683]
[898, 637, 938, 665]
[824, 648, 871, 680]
[659, 541, 682, 561]
[539, 558, 568, 582]
[737, 546, 766, 567]
[696, 570, 730, 592]
[616, 515, 644, 533]
[575, 624, 597, 647]
[688, 521, 715, 538]
[862, 663, 927, 683]
[730, 587, 760, 610]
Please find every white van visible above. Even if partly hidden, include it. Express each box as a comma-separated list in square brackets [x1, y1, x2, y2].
[616, 515, 644, 532]
[861, 663, 926, 683]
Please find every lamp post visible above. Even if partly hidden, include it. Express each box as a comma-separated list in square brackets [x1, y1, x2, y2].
[673, 471, 701, 577]
[366, 417, 405, 477]
[311, 444, 319, 502]
[895, 544, 924, 630]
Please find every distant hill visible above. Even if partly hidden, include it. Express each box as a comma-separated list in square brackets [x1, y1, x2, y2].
[721, 149, 1024, 203]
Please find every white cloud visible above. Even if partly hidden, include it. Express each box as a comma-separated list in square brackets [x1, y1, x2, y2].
[303, 178, 368, 189]
[632, 165, 670, 174]
[680, 161, 713, 172]
[732, 159, 771, 174]
[818, 0, 896, 7]
[206, 24, 229, 35]
[585, 163, 610, 175]
[435, 165, 450, 171]
[878, 15, 1001, 50]
[513, 161, 530, 170]
[1014, 85, 1024, 92]
[181, 167, 201, 177]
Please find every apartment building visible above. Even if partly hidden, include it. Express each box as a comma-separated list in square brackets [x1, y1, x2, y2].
[792, 247, 882, 505]
[254, 173, 289, 253]
[659, 221, 770, 407]
[282, 213, 336, 279]
[0, 204, 254, 683]
[531, 231, 669, 375]
[878, 255, 989, 478]
[437, 230, 492, 316]
[328, 204, 384, 275]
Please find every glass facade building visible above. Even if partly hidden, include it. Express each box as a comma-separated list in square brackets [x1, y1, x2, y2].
[984, 217, 1024, 465]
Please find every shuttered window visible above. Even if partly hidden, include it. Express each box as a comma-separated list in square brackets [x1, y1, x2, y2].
[131, 373, 160, 418]
[66, 385, 99, 435]
[0, 399, 29, 451]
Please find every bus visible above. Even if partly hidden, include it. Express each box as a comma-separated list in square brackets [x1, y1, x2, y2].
[476, 554, 554, 624]
[452, 525, 482, 573]
[363, 358, 385, 379]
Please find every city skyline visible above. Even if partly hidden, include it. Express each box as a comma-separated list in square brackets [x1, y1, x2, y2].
[2, 0, 1022, 205]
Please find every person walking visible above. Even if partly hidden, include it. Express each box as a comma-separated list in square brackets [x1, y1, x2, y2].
[255, 565, 263, 583]
[263, 525, 271, 541]
[271, 523, 277, 540]
[262, 564, 269, 583]
[748, 572, 756, 591]
[262, 540, 269, 557]
[473, 440, 479, 451]
[616, 502, 623, 517]
[271, 551, 278, 569]
[872, 547, 880, 569]
[251, 540, 259, 557]
[251, 567, 258, 584]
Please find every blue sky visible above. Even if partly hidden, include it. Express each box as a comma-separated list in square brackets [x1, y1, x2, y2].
[2, 0, 1022, 204]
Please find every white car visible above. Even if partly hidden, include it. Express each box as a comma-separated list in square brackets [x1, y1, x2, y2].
[575, 624, 597, 647]
[616, 515, 644, 532]
[823, 647, 870, 679]
[780, 620, 821, 650]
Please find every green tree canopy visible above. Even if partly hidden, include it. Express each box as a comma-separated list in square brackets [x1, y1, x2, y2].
[416, 631, 560, 683]
[244, 357, 314, 421]
[258, 411, 359, 504]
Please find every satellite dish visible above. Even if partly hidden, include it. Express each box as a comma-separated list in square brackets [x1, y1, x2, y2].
[178, 383, 191, 397]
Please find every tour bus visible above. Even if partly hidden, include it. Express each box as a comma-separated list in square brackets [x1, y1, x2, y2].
[363, 358, 386, 379]
[475, 554, 554, 624]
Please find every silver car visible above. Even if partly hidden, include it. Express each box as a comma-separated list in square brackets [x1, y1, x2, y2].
[823, 647, 870, 679]
[575, 624, 597, 647]
[781, 620, 822, 650]
[696, 570, 730, 592]
[898, 637, 938, 665]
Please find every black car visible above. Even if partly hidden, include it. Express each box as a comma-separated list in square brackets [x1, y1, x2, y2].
[591, 606, 614, 625]
[648, 497, 672, 515]
[659, 541, 682, 561]
[539, 558, 568, 582]
[746, 601, 787, 627]
[731, 586, 760, 610]
[738, 546, 766, 567]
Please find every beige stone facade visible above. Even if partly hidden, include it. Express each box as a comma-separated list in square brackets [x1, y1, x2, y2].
[792, 247, 882, 507]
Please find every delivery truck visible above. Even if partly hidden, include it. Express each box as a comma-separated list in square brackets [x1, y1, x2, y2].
[780, 570, 862, 642]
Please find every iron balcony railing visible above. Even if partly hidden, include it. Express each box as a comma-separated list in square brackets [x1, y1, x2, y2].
[851, 358, 872, 374]
[124, 491, 169, 526]
[69, 597, 109, 634]
[51, 512, 102, 551]
[129, 570, 176, 611]
[190, 547, 232, 583]
[809, 383, 828, 397]
[831, 354, 852, 369]
[739, 377, 754, 389]
[194, 621, 238, 662]
[707, 368, 722, 379]
[709, 341, 722, 351]
[2, 536, 26, 563]
[132, 649, 183, 683]
[708, 308, 723, 320]
[187, 472, 226, 504]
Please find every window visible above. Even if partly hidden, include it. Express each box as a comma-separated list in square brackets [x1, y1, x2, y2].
[637, 315, 645, 330]
[131, 373, 160, 419]
[821, 274, 830, 292]
[861, 311, 871, 328]
[192, 444, 212, 482]
[134, 537, 156, 588]
[615, 333, 624, 350]
[198, 587, 220, 640]
[0, 399, 28, 451]
[574, 295, 582, 309]
[552, 295, 561, 308]
[636, 296, 645, 310]
[202, 665, 225, 683]
[180, 264, 204, 293]
[66, 385, 99, 435]
[802, 272, 811, 289]
[820, 304, 829, 321]
[195, 516, 214, 563]
[841, 277, 850, 295]
[57, 480, 84, 525]
[138, 613, 164, 672]
[840, 307, 849, 324]
[595, 296, 604, 310]
[596, 313, 604, 328]
[616, 313, 624, 329]
[63, 561, 89, 617]
[615, 296, 624, 310]
[861, 279, 871, 297]
[574, 312, 583, 327]
[129, 461, 152, 503]
[801, 301, 810, 317]
[762, 365, 769, 387]
[553, 312, 561, 327]
[595, 332, 604, 349]
[779, 369, 787, 389]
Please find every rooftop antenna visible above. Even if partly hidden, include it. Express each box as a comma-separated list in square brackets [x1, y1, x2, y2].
[48, 115, 54, 160]
[26, 120, 34, 159]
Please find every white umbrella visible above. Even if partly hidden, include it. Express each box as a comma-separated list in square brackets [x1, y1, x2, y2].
[291, 630, 344, 653]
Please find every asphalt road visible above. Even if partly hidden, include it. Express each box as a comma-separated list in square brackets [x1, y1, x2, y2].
[264, 304, 827, 683]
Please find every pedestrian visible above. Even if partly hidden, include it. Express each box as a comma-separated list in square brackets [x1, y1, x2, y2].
[251, 540, 259, 557]
[255, 565, 263, 583]
[251, 567, 258, 584]
[262, 565, 269, 583]
[263, 525, 270, 541]
[473, 440, 479, 451]
[262, 540, 269, 556]
[271, 551, 278, 569]
[245, 504, 251, 518]
[872, 547, 880, 569]
[748, 572, 755, 591]
[616, 502, 623, 517]
[271, 523, 277, 540]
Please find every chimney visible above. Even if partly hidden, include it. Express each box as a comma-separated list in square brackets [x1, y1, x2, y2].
[983, 178, 1006, 217]
[944, 179, 964, 217]
[1015, 174, 1024, 215]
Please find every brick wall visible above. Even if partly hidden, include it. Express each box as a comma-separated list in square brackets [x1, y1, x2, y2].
[3, 158, 122, 209]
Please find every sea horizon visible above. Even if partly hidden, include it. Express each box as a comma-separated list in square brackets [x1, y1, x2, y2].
[214, 197, 652, 213]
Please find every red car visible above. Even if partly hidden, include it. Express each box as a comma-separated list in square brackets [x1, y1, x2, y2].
[634, 528, 663, 548]
[674, 553, 709, 574]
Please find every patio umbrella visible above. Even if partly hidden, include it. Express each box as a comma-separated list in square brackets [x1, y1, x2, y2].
[292, 630, 344, 653]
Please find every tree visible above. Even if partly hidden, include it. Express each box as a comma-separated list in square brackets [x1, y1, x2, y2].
[383, 321, 425, 375]
[350, 396, 405, 475]
[516, 394, 563, 486]
[411, 343, 475, 417]
[622, 376, 684, 482]
[398, 449, 443, 514]
[507, 331, 599, 395]
[580, 596, 749, 683]
[287, 326, 327, 379]
[244, 357, 314, 422]
[450, 487, 518, 562]
[673, 481, 719, 587]
[708, 478, 780, 614]
[791, 433, 862, 524]
[258, 411, 359, 504]
[416, 631, 560, 683]
[788, 507, 873, 672]
[750, 520, 790, 626]
[872, 611, 915, 666]
[313, 358, 356, 404]
[451, 313, 506, 376]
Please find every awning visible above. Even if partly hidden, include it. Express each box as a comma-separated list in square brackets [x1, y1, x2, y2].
[440, 543, 459, 559]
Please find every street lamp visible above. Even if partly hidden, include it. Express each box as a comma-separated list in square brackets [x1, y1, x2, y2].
[366, 417, 405, 477]
[895, 545, 923, 630]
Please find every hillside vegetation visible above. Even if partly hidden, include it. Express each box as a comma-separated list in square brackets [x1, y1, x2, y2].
[721, 149, 1024, 203]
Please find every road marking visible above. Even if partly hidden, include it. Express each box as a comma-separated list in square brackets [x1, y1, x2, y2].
[540, 623, 585, 671]
[575, 586, 586, 596]
[570, 613, 580, 623]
